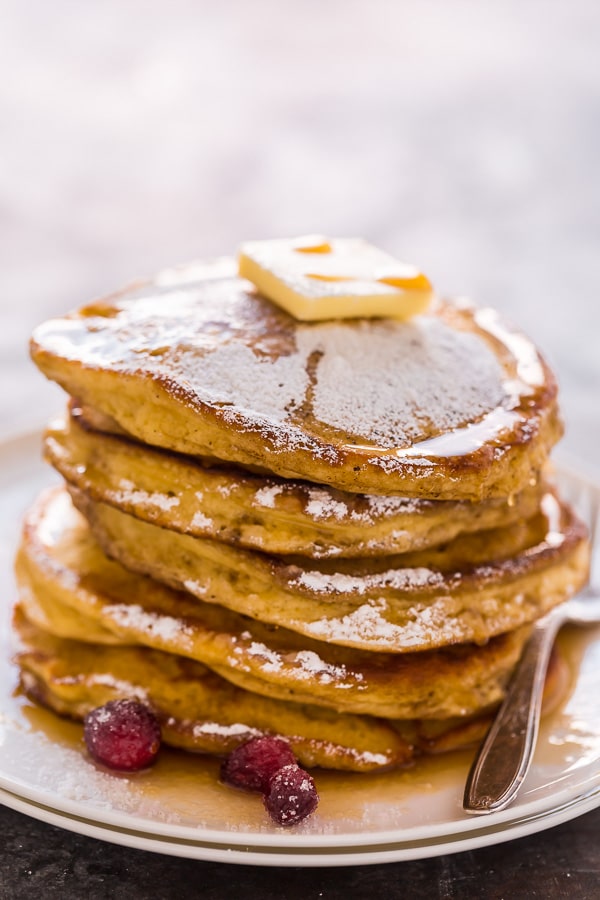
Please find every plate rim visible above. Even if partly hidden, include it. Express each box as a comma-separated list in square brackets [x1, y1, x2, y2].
[2, 782, 600, 867]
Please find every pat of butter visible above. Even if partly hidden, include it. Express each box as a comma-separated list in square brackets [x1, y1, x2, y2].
[238, 236, 433, 322]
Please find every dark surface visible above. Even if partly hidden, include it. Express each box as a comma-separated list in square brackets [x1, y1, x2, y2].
[1, 803, 599, 899]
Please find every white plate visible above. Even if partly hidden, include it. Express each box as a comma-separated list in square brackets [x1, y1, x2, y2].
[1, 431, 599, 866]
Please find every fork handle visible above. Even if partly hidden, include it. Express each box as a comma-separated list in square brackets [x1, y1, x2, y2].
[463, 615, 562, 814]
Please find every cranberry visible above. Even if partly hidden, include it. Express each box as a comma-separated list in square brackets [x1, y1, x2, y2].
[264, 764, 319, 827]
[83, 699, 161, 771]
[220, 736, 296, 793]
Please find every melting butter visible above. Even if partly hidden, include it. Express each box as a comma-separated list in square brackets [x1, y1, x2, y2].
[238, 236, 433, 322]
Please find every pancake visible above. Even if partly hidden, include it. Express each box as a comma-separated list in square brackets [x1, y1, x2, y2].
[65, 483, 589, 652]
[13, 608, 413, 772]
[12, 607, 569, 773]
[44, 410, 546, 559]
[30, 258, 562, 501]
[15, 487, 536, 720]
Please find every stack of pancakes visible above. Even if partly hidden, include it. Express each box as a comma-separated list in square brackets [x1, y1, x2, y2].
[15, 257, 589, 772]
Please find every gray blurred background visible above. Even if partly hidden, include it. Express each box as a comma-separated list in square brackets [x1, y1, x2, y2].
[1, 0, 598, 470]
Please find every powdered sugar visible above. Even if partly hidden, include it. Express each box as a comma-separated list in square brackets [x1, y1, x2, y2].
[191, 511, 213, 529]
[186, 313, 505, 448]
[183, 578, 208, 597]
[291, 566, 444, 595]
[346, 749, 392, 767]
[88, 674, 149, 701]
[191, 721, 261, 739]
[302, 486, 424, 524]
[244, 641, 283, 674]
[175, 339, 309, 425]
[294, 317, 505, 446]
[303, 597, 464, 649]
[361, 494, 423, 517]
[105, 603, 194, 649]
[254, 485, 284, 508]
[292, 650, 355, 685]
[304, 489, 349, 521]
[115, 479, 180, 512]
[303, 600, 400, 646]
[233, 642, 361, 687]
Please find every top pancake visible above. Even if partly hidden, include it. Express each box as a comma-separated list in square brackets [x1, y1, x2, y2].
[31, 258, 562, 499]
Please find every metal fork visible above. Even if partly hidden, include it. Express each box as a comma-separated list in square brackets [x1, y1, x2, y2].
[464, 475, 600, 814]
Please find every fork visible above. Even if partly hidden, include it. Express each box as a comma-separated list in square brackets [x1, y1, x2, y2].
[463, 477, 600, 814]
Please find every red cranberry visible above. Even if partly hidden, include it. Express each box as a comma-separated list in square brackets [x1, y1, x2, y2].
[83, 699, 161, 771]
[263, 764, 319, 826]
[220, 736, 296, 792]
